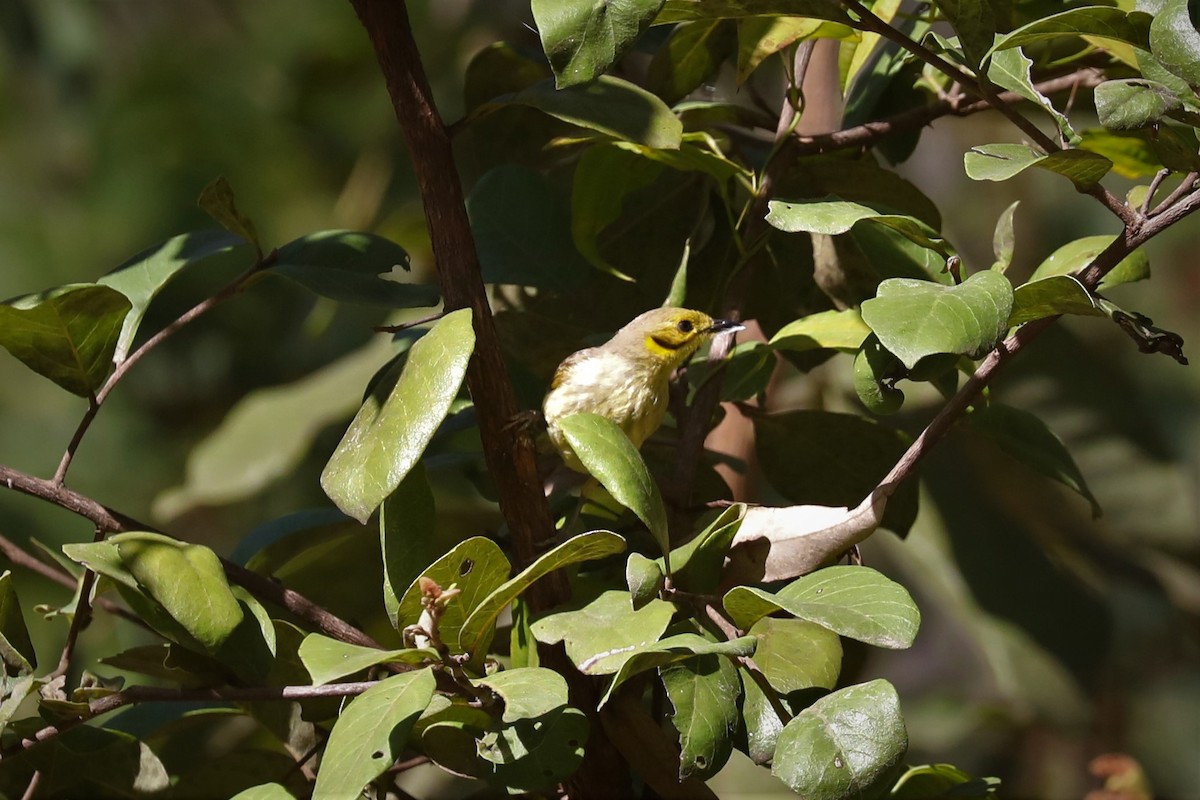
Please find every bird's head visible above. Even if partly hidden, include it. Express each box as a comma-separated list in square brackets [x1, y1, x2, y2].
[611, 307, 745, 374]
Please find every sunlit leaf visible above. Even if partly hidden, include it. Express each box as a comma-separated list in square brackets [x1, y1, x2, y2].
[459, 530, 626, 658]
[298, 634, 436, 686]
[1095, 79, 1182, 130]
[964, 143, 1112, 189]
[1009, 274, 1104, 326]
[1149, 0, 1200, 87]
[769, 309, 871, 354]
[558, 413, 670, 559]
[312, 669, 436, 799]
[321, 308, 474, 522]
[860, 270, 1014, 368]
[267, 230, 437, 308]
[600, 633, 755, 706]
[724, 565, 920, 648]
[767, 197, 951, 257]
[1028, 235, 1150, 289]
[531, 590, 676, 674]
[772, 679, 908, 798]
[990, 7, 1151, 55]
[532, 0, 664, 86]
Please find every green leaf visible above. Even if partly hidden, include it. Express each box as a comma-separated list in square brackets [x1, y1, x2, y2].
[485, 76, 683, 149]
[1149, 0, 1200, 87]
[1079, 129, 1165, 179]
[0, 284, 131, 396]
[991, 200, 1019, 273]
[458, 530, 627, 658]
[22, 727, 171, 797]
[298, 634, 436, 686]
[967, 403, 1101, 518]
[627, 553, 665, 609]
[964, 143, 1112, 189]
[0, 673, 36, 733]
[890, 764, 1000, 799]
[321, 308, 475, 523]
[197, 176, 261, 255]
[662, 503, 745, 594]
[558, 413, 671, 560]
[381, 463, 436, 631]
[531, 590, 676, 674]
[267, 231, 438, 308]
[647, 20, 734, 105]
[724, 565, 920, 648]
[114, 532, 245, 652]
[0, 572, 36, 675]
[1096, 79, 1182, 130]
[766, 197, 951, 257]
[753, 411, 917, 536]
[230, 784, 296, 800]
[772, 679, 908, 798]
[312, 668, 436, 800]
[769, 309, 872, 354]
[657, 0, 850, 25]
[661, 654, 740, 780]
[987, 49, 1076, 144]
[532, 0, 664, 87]
[1028, 235, 1150, 289]
[601, 633, 755, 706]
[155, 335, 400, 519]
[860, 270, 1014, 369]
[396, 536, 511, 654]
[468, 165, 591, 290]
[736, 16, 828, 82]
[930, 0, 996, 66]
[990, 7, 1151, 55]
[97, 230, 251, 363]
[749, 617, 842, 693]
[477, 667, 570, 722]
[1009, 274, 1104, 326]
[572, 141, 743, 279]
[854, 335, 906, 415]
[740, 669, 787, 765]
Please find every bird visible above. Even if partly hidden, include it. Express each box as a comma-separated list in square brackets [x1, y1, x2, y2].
[542, 307, 745, 473]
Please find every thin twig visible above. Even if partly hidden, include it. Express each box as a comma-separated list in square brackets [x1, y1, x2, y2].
[1150, 172, 1199, 218]
[1142, 169, 1172, 214]
[702, 603, 791, 725]
[48, 528, 104, 680]
[838, 0, 1134, 225]
[8, 682, 380, 756]
[373, 310, 446, 334]
[53, 255, 272, 485]
[0, 463, 382, 649]
[19, 771, 40, 800]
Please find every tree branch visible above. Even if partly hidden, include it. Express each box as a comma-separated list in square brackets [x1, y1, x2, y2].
[0, 462, 381, 649]
[8, 681, 379, 756]
[53, 257, 270, 485]
[345, 0, 564, 612]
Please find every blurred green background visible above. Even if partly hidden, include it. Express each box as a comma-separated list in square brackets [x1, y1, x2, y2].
[1, 1, 1197, 798]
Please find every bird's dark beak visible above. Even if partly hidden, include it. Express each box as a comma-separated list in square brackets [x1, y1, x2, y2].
[708, 318, 746, 335]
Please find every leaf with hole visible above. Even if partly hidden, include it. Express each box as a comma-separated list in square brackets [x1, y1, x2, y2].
[772, 679, 908, 798]
[311, 668, 436, 799]
[458, 530, 626, 659]
[321, 308, 474, 522]
[661, 654, 740, 779]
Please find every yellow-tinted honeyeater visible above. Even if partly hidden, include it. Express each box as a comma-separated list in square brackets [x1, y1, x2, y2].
[542, 307, 744, 472]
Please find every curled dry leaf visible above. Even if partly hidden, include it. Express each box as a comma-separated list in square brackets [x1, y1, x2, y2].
[721, 486, 892, 586]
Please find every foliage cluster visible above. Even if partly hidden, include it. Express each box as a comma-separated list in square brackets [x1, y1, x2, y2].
[1, 0, 1198, 798]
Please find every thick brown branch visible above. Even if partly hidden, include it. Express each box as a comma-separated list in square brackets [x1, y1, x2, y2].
[345, 0, 564, 612]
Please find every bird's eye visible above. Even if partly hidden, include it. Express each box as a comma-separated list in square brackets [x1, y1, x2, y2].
[677, 319, 694, 334]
